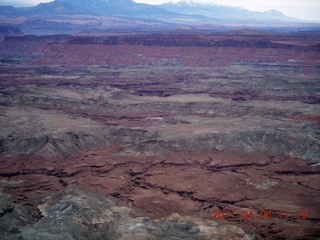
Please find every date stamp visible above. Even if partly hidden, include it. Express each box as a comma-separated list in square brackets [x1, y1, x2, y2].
[212, 209, 309, 220]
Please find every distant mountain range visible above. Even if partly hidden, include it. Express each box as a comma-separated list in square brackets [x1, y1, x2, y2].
[0, 0, 295, 22]
[1, 0, 311, 36]
[159, 1, 293, 22]
[57, 0, 177, 17]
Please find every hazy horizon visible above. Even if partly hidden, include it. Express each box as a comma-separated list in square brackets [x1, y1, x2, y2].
[1, 0, 320, 21]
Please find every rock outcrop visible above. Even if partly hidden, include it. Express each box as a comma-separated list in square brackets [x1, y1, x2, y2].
[0, 187, 254, 240]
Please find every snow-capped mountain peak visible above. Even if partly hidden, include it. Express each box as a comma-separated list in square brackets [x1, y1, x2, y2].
[177, 0, 209, 6]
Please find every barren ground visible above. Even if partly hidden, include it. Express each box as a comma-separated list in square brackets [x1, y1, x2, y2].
[0, 32, 319, 239]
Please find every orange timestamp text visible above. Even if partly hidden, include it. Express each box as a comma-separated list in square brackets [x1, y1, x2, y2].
[212, 210, 309, 220]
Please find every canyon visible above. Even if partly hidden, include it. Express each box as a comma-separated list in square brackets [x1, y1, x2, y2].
[0, 31, 319, 239]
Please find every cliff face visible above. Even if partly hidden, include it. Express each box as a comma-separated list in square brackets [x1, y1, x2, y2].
[0, 26, 23, 42]
[63, 34, 316, 49]
[3, 33, 318, 68]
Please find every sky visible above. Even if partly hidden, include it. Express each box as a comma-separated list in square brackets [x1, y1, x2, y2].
[2, 0, 320, 21]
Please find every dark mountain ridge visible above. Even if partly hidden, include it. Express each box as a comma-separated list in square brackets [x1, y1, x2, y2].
[0, 0, 93, 17]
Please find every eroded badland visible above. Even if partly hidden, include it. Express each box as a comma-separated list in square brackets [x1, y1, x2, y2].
[0, 32, 320, 239]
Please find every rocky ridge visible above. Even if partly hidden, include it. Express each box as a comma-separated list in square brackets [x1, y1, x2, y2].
[0, 187, 254, 240]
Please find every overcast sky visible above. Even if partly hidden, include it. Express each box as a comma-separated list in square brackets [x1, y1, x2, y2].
[2, 0, 320, 21]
